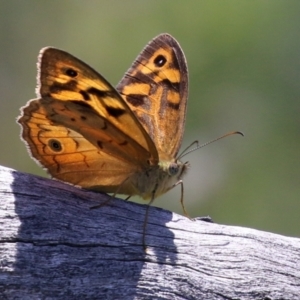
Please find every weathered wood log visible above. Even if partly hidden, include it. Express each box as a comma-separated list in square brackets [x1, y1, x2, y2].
[0, 165, 299, 299]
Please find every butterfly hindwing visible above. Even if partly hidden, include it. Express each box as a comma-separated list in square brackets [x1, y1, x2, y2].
[19, 98, 146, 193]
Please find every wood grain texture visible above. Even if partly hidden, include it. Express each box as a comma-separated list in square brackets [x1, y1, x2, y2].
[0, 165, 299, 299]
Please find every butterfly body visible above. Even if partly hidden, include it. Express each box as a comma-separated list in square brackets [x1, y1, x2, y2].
[18, 33, 189, 204]
[124, 159, 188, 200]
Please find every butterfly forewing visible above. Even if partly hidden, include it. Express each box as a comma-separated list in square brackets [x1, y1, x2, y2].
[38, 47, 158, 165]
[117, 33, 188, 160]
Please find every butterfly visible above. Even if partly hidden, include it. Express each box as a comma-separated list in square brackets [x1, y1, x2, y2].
[17, 33, 242, 248]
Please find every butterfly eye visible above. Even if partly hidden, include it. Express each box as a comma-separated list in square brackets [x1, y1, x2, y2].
[48, 139, 63, 152]
[154, 55, 167, 67]
[65, 68, 78, 78]
[168, 162, 179, 176]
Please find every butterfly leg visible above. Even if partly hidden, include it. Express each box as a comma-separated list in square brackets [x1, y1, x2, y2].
[90, 194, 115, 210]
[173, 180, 191, 219]
[90, 177, 130, 209]
[142, 183, 158, 251]
[124, 195, 131, 201]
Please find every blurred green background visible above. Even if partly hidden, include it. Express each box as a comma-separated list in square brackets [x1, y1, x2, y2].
[1, 1, 299, 237]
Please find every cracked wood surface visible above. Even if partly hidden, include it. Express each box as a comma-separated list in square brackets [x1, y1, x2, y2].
[0, 165, 300, 299]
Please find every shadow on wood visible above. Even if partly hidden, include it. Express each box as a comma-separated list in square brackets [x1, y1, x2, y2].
[0, 165, 299, 299]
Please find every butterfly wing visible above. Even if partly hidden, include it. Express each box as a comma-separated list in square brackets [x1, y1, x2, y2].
[18, 47, 159, 191]
[19, 99, 139, 193]
[39, 47, 158, 164]
[117, 33, 188, 160]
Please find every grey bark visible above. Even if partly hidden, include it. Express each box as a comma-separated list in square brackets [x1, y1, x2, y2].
[0, 165, 299, 299]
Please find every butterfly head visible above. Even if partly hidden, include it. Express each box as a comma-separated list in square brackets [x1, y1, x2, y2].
[156, 159, 189, 194]
[165, 160, 189, 180]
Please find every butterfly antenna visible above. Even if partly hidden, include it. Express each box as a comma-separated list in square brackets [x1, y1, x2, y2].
[178, 131, 244, 159]
[177, 140, 199, 159]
